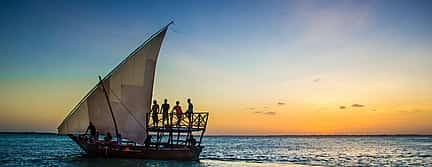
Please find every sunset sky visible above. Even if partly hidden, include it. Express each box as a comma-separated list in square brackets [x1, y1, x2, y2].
[1, 0, 431, 135]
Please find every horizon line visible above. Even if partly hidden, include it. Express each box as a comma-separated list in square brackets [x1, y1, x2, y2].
[1, 131, 431, 137]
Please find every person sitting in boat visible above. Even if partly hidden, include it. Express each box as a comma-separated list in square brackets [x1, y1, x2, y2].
[151, 100, 160, 127]
[161, 99, 170, 126]
[172, 101, 183, 126]
[117, 134, 122, 145]
[104, 132, 113, 144]
[187, 137, 197, 146]
[85, 122, 97, 142]
[144, 135, 152, 148]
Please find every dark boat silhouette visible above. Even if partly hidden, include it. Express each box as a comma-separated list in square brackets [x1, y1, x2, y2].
[58, 22, 209, 161]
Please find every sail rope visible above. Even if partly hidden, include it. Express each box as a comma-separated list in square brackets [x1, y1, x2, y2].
[107, 87, 147, 131]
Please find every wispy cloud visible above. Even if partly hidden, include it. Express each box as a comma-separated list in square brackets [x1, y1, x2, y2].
[277, 102, 286, 106]
[398, 109, 428, 113]
[351, 104, 365, 108]
[313, 78, 320, 82]
[263, 111, 276, 115]
[339, 106, 346, 110]
[252, 111, 276, 116]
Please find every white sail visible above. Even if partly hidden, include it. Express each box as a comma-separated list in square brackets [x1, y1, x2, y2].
[58, 101, 90, 134]
[58, 25, 168, 144]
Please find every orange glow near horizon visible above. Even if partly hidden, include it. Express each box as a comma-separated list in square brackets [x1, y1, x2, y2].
[0, 75, 431, 135]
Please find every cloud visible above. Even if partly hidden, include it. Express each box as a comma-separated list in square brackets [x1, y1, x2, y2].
[398, 109, 428, 113]
[248, 107, 255, 110]
[263, 112, 276, 115]
[339, 106, 346, 110]
[313, 78, 320, 82]
[277, 102, 286, 106]
[351, 104, 365, 107]
[252, 111, 276, 116]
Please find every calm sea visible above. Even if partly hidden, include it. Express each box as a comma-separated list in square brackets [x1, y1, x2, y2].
[0, 134, 431, 166]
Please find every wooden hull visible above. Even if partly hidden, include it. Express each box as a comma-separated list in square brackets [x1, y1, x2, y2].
[69, 135, 202, 161]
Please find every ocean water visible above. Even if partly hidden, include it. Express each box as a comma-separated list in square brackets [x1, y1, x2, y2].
[0, 134, 431, 166]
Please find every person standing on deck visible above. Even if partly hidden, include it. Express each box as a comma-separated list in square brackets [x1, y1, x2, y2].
[161, 99, 170, 126]
[186, 98, 194, 124]
[85, 122, 97, 142]
[172, 101, 183, 126]
[151, 100, 160, 127]
[186, 98, 194, 114]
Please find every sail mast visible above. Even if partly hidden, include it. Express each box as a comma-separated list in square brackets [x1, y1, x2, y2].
[98, 76, 119, 140]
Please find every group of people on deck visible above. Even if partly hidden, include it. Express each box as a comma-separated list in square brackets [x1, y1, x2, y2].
[151, 98, 194, 127]
[83, 98, 195, 144]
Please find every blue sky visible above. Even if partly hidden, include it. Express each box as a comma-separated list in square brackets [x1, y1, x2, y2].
[1, 0, 431, 80]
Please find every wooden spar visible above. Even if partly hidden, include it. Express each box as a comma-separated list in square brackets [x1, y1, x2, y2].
[98, 76, 120, 141]
[169, 112, 173, 145]
[146, 113, 149, 138]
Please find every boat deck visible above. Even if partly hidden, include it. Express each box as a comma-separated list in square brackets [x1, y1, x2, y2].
[146, 112, 209, 147]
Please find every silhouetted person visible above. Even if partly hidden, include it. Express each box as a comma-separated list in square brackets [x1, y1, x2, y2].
[186, 98, 194, 114]
[117, 134, 122, 145]
[186, 98, 194, 125]
[189, 136, 196, 146]
[103, 132, 113, 156]
[104, 132, 112, 144]
[151, 100, 160, 127]
[85, 122, 97, 142]
[161, 99, 170, 126]
[172, 101, 183, 126]
[144, 135, 152, 148]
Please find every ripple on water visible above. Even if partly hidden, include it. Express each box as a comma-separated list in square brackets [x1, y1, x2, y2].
[1, 134, 432, 166]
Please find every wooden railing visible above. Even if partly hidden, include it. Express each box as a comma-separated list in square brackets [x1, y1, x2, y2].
[147, 112, 209, 130]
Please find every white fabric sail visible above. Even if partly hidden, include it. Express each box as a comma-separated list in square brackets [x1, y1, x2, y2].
[58, 25, 168, 144]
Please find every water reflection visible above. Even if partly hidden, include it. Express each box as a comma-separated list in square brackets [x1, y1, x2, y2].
[0, 134, 431, 166]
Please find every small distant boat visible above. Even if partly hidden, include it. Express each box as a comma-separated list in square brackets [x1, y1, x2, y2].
[58, 22, 209, 161]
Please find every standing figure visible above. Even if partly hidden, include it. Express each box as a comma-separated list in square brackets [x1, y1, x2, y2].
[186, 98, 194, 114]
[172, 101, 183, 126]
[186, 98, 194, 124]
[161, 99, 170, 126]
[151, 100, 160, 127]
[85, 122, 97, 142]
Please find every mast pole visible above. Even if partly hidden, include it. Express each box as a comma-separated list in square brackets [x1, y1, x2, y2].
[99, 76, 120, 142]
